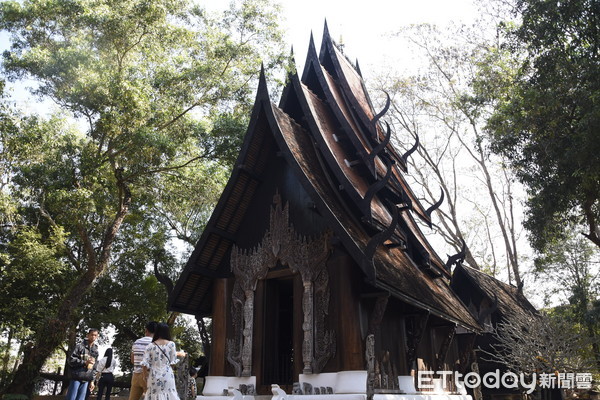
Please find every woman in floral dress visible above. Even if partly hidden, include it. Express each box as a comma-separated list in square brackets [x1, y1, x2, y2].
[141, 323, 186, 400]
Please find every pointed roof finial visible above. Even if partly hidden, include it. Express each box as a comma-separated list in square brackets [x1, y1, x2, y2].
[323, 18, 330, 40]
[257, 62, 269, 98]
[308, 31, 317, 54]
[300, 30, 319, 81]
[286, 46, 297, 77]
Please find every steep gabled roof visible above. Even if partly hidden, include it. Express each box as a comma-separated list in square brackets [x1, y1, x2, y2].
[170, 28, 482, 331]
[267, 96, 479, 330]
[170, 68, 480, 331]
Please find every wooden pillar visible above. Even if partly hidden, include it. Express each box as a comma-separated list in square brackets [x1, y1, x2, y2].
[209, 278, 229, 376]
[253, 280, 265, 388]
[293, 273, 304, 379]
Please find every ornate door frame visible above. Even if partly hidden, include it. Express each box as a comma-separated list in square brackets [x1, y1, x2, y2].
[227, 192, 336, 376]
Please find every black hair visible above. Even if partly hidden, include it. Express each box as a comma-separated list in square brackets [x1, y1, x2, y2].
[88, 328, 99, 334]
[190, 367, 198, 377]
[146, 321, 158, 334]
[152, 322, 172, 341]
[104, 347, 113, 368]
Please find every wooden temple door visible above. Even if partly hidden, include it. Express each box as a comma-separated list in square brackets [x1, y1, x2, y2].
[262, 275, 296, 389]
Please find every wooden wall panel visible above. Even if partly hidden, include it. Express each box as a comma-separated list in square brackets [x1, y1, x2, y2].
[330, 249, 364, 371]
[210, 278, 229, 376]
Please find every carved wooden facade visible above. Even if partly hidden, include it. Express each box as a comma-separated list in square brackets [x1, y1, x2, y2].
[227, 193, 335, 377]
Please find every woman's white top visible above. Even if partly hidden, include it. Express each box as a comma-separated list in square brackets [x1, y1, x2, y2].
[94, 355, 118, 376]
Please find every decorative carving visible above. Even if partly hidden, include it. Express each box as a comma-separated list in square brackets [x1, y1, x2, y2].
[470, 353, 483, 400]
[424, 187, 445, 225]
[374, 359, 381, 389]
[263, 192, 293, 263]
[227, 192, 335, 376]
[366, 334, 375, 397]
[370, 91, 391, 136]
[241, 289, 255, 376]
[313, 264, 335, 373]
[362, 156, 394, 225]
[445, 239, 466, 273]
[366, 121, 392, 172]
[401, 132, 419, 167]
[434, 325, 456, 372]
[366, 200, 400, 262]
[302, 280, 314, 374]
[227, 280, 244, 377]
[292, 382, 303, 395]
[230, 243, 270, 376]
[370, 348, 400, 391]
[382, 351, 393, 390]
[286, 222, 333, 373]
[368, 295, 389, 337]
[406, 313, 429, 371]
[367, 295, 395, 391]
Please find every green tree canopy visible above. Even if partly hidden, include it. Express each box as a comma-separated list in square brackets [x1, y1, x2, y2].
[482, 0, 600, 252]
[0, 0, 286, 393]
[533, 225, 600, 369]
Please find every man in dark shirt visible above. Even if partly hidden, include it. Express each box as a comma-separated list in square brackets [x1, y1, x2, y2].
[66, 328, 99, 400]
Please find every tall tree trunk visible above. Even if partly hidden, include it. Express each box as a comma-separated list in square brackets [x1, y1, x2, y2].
[60, 328, 77, 395]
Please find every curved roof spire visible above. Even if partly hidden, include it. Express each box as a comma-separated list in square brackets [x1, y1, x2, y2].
[286, 45, 297, 76]
[323, 18, 330, 40]
[308, 30, 317, 53]
[255, 63, 270, 101]
[300, 31, 319, 81]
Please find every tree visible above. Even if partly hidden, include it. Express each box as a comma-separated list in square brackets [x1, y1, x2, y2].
[482, 311, 595, 382]
[482, 0, 600, 252]
[0, 81, 40, 390]
[533, 226, 600, 369]
[375, 22, 527, 286]
[0, 0, 286, 393]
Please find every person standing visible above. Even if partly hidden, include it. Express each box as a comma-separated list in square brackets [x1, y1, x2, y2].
[66, 328, 99, 400]
[186, 368, 198, 400]
[129, 321, 157, 400]
[141, 323, 186, 400]
[92, 348, 118, 400]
